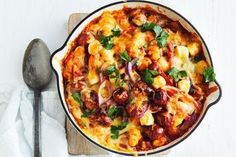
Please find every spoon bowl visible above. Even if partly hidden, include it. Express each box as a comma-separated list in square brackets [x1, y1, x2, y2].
[23, 38, 52, 90]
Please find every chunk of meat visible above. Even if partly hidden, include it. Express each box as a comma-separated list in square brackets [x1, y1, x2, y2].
[126, 101, 148, 118]
[136, 139, 153, 151]
[143, 124, 165, 140]
[90, 113, 112, 127]
[82, 90, 99, 110]
[113, 87, 129, 104]
[133, 81, 154, 97]
[153, 89, 168, 107]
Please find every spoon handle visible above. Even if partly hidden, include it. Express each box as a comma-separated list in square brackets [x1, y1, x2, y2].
[34, 90, 41, 157]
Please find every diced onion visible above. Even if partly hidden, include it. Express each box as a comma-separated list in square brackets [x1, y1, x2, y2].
[98, 80, 113, 105]
[127, 59, 140, 83]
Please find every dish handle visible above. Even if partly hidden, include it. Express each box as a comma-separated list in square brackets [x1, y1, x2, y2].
[206, 80, 222, 109]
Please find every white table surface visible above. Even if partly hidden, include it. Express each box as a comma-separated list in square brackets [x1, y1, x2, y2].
[0, 0, 236, 156]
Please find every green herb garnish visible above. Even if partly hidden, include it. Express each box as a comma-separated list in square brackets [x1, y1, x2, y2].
[72, 92, 95, 118]
[111, 28, 121, 37]
[168, 67, 188, 82]
[153, 25, 162, 37]
[108, 106, 121, 119]
[105, 65, 120, 83]
[105, 65, 116, 75]
[156, 31, 169, 48]
[81, 110, 95, 118]
[114, 68, 120, 82]
[140, 22, 156, 31]
[110, 121, 128, 139]
[100, 35, 113, 50]
[142, 68, 159, 84]
[120, 51, 131, 62]
[148, 69, 159, 76]
[104, 43, 114, 49]
[99, 28, 121, 50]
[72, 92, 83, 107]
[203, 67, 216, 82]
[140, 23, 169, 48]
[178, 70, 188, 79]
[100, 35, 111, 45]
[168, 67, 179, 81]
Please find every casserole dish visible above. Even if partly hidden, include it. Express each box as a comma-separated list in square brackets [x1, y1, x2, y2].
[50, 1, 222, 156]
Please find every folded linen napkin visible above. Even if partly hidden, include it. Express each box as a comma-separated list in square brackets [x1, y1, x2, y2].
[0, 84, 168, 157]
[0, 84, 69, 157]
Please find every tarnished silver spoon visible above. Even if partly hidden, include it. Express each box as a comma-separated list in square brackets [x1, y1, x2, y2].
[22, 39, 52, 157]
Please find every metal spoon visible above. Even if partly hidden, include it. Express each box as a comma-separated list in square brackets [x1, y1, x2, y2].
[22, 38, 52, 157]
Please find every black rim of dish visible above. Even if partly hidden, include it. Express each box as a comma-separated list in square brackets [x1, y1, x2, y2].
[50, 0, 222, 156]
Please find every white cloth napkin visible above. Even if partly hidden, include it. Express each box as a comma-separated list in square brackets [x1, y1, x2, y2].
[0, 84, 167, 157]
[0, 84, 69, 157]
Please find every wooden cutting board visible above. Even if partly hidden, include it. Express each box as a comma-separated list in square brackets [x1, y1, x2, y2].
[66, 13, 170, 156]
[66, 13, 107, 155]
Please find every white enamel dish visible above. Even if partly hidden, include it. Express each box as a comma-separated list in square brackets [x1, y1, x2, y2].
[50, 1, 222, 156]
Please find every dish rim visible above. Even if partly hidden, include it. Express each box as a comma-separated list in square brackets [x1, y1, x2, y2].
[50, 0, 222, 156]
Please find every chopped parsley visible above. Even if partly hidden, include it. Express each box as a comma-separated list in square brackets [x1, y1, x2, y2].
[110, 121, 128, 139]
[168, 67, 188, 82]
[72, 92, 83, 108]
[156, 31, 169, 48]
[111, 28, 121, 37]
[203, 67, 216, 82]
[153, 25, 162, 37]
[120, 51, 131, 62]
[140, 22, 156, 31]
[104, 43, 113, 49]
[99, 28, 121, 50]
[142, 68, 159, 84]
[108, 106, 121, 119]
[100, 35, 113, 50]
[140, 22, 169, 48]
[178, 70, 188, 79]
[105, 65, 120, 83]
[168, 67, 179, 81]
[81, 109, 95, 118]
[148, 69, 159, 76]
[72, 92, 95, 118]
[104, 65, 116, 75]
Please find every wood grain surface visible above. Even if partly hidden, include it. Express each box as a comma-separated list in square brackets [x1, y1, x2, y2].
[66, 13, 108, 155]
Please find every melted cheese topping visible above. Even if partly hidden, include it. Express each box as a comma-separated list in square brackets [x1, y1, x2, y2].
[62, 6, 212, 153]
[167, 93, 196, 127]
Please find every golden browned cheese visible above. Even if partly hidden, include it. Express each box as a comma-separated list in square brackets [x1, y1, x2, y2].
[61, 6, 215, 153]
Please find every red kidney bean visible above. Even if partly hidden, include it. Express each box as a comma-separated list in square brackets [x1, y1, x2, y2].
[136, 139, 153, 151]
[133, 81, 154, 97]
[153, 89, 168, 107]
[112, 87, 129, 104]
[90, 113, 112, 127]
[83, 90, 99, 110]
[126, 101, 149, 118]
[143, 125, 164, 140]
